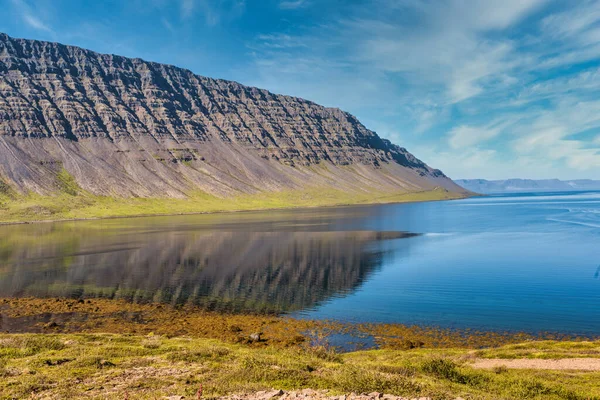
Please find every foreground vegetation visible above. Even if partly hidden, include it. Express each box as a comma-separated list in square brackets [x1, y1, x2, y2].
[0, 175, 462, 223]
[2, 298, 600, 399]
[1, 333, 600, 399]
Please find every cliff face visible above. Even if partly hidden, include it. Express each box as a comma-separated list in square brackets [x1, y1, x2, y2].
[0, 33, 464, 199]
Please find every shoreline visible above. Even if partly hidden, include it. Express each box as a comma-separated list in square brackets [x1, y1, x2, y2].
[0, 190, 471, 226]
[3, 297, 599, 399]
[1, 297, 594, 350]
[2, 298, 600, 399]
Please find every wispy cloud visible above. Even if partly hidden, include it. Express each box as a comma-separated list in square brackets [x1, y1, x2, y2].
[447, 120, 511, 150]
[10, 0, 54, 34]
[180, 0, 195, 19]
[162, 18, 175, 32]
[345, 0, 546, 104]
[243, 0, 600, 179]
[180, 0, 246, 26]
[278, 0, 309, 10]
[414, 146, 502, 180]
[511, 98, 600, 171]
[254, 34, 308, 49]
[22, 14, 52, 32]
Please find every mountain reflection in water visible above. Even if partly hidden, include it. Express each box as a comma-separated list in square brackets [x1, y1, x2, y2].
[0, 213, 416, 314]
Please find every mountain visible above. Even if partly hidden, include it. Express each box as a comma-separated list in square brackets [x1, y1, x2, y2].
[456, 179, 600, 194]
[0, 33, 466, 220]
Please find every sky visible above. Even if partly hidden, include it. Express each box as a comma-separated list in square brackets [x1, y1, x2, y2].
[1, 0, 600, 180]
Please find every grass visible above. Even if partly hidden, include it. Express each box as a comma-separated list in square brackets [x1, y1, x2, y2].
[1, 333, 599, 399]
[56, 168, 79, 196]
[0, 169, 465, 223]
[473, 341, 600, 360]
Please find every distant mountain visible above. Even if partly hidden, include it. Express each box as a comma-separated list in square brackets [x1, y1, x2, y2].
[456, 179, 600, 194]
[0, 33, 466, 208]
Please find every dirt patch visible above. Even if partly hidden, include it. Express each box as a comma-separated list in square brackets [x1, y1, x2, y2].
[471, 358, 600, 371]
[222, 389, 456, 400]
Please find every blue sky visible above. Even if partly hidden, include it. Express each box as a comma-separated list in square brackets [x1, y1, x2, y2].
[2, 0, 600, 180]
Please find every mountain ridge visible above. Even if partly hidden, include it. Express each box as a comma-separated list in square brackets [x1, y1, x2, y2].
[0, 33, 467, 220]
[456, 178, 600, 194]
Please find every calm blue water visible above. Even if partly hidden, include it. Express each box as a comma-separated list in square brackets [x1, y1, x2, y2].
[1, 191, 599, 335]
[293, 191, 600, 334]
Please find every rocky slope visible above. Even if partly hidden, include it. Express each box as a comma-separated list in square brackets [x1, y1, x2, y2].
[0, 33, 465, 201]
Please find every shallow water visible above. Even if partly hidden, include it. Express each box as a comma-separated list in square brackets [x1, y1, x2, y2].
[1, 191, 599, 334]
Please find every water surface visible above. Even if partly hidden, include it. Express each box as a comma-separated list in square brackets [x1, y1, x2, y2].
[1, 191, 599, 334]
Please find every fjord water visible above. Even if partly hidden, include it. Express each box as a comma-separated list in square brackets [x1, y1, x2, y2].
[1, 191, 599, 335]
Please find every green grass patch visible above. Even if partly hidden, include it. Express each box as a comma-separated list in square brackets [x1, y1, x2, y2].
[0, 179, 14, 197]
[0, 185, 465, 223]
[474, 341, 600, 359]
[56, 168, 80, 196]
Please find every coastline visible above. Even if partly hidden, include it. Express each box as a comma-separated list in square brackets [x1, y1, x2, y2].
[0, 188, 471, 226]
[1, 297, 592, 350]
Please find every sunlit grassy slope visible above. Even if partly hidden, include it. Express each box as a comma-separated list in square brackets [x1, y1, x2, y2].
[1, 334, 599, 399]
[0, 173, 464, 223]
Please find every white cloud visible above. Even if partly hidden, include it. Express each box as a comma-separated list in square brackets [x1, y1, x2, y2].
[515, 67, 600, 104]
[410, 104, 448, 134]
[414, 146, 502, 179]
[22, 14, 52, 32]
[180, 0, 246, 25]
[278, 0, 309, 9]
[162, 18, 175, 32]
[511, 98, 600, 171]
[10, 0, 54, 34]
[254, 34, 308, 49]
[247, 0, 550, 114]
[540, 1, 600, 43]
[181, 0, 195, 17]
[447, 122, 506, 149]
[346, 0, 546, 103]
[417, 142, 600, 180]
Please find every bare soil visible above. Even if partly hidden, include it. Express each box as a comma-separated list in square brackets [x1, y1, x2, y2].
[471, 357, 600, 371]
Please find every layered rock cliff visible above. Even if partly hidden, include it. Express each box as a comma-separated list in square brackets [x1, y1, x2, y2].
[0, 33, 465, 200]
